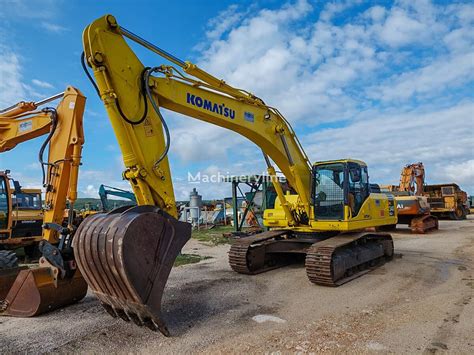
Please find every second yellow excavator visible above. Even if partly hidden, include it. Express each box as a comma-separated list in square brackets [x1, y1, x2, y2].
[75, 15, 397, 336]
[0, 88, 87, 316]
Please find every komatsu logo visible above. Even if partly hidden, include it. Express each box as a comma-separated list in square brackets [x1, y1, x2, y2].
[187, 93, 235, 119]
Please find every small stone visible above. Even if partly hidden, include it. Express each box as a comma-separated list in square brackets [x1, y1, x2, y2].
[366, 341, 386, 351]
[252, 314, 287, 324]
[431, 342, 448, 350]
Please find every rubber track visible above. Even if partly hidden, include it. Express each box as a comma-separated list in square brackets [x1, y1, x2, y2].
[228, 230, 287, 274]
[305, 234, 393, 287]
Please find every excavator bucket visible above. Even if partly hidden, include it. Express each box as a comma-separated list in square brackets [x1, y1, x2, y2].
[0, 266, 87, 316]
[0, 267, 26, 300]
[73, 205, 191, 336]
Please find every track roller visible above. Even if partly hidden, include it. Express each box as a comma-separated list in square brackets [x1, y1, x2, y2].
[305, 233, 394, 286]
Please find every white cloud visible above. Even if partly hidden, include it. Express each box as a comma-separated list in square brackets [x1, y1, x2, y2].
[435, 160, 474, 187]
[319, 0, 356, 22]
[40, 21, 68, 34]
[0, 50, 25, 107]
[32, 79, 54, 89]
[162, 0, 474, 197]
[205, 5, 245, 41]
[378, 8, 428, 47]
[0, 0, 60, 19]
[168, 111, 247, 163]
[363, 5, 387, 23]
[302, 102, 474, 191]
[78, 169, 129, 198]
[369, 52, 474, 101]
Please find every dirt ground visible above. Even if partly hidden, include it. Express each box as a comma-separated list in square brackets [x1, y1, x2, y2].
[1, 217, 473, 354]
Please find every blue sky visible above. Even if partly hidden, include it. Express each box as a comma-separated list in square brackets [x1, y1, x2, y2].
[0, 0, 473, 200]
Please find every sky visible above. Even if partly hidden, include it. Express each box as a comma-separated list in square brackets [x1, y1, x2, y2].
[0, 0, 473, 201]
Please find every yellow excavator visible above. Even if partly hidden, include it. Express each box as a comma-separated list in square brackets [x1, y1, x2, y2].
[73, 15, 397, 336]
[0, 87, 87, 316]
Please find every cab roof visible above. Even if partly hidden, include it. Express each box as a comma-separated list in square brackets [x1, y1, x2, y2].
[313, 159, 367, 167]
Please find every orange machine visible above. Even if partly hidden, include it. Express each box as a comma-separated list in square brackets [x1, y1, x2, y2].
[381, 163, 438, 233]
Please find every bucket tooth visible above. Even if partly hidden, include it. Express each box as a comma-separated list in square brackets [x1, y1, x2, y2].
[102, 303, 117, 317]
[73, 205, 191, 337]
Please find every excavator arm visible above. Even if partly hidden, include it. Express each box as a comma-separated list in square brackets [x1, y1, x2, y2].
[399, 162, 425, 196]
[0, 87, 88, 317]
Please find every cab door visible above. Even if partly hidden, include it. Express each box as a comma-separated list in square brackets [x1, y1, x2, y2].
[347, 162, 370, 218]
[0, 174, 12, 240]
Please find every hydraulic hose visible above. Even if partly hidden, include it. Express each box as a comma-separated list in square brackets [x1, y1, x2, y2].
[38, 108, 58, 186]
[143, 67, 171, 167]
[80, 53, 170, 167]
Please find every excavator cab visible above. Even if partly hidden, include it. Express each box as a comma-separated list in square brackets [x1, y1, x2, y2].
[313, 160, 370, 220]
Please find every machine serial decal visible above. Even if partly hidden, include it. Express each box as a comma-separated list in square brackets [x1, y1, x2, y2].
[187, 93, 235, 119]
[19, 120, 33, 132]
[244, 111, 254, 122]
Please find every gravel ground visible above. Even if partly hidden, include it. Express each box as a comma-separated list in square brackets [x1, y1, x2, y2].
[1, 217, 473, 354]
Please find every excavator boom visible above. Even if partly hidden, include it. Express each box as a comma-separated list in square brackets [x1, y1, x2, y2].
[399, 162, 425, 195]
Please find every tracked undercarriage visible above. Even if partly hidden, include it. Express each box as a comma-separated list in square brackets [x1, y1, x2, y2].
[229, 231, 394, 286]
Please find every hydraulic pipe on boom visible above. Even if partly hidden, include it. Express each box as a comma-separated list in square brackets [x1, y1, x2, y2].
[76, 15, 397, 336]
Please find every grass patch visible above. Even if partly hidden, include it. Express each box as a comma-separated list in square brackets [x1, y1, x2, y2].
[174, 253, 211, 267]
[192, 225, 234, 246]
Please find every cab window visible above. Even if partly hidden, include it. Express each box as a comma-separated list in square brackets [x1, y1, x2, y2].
[12, 193, 42, 210]
[313, 163, 345, 220]
[0, 177, 9, 229]
[347, 163, 369, 217]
